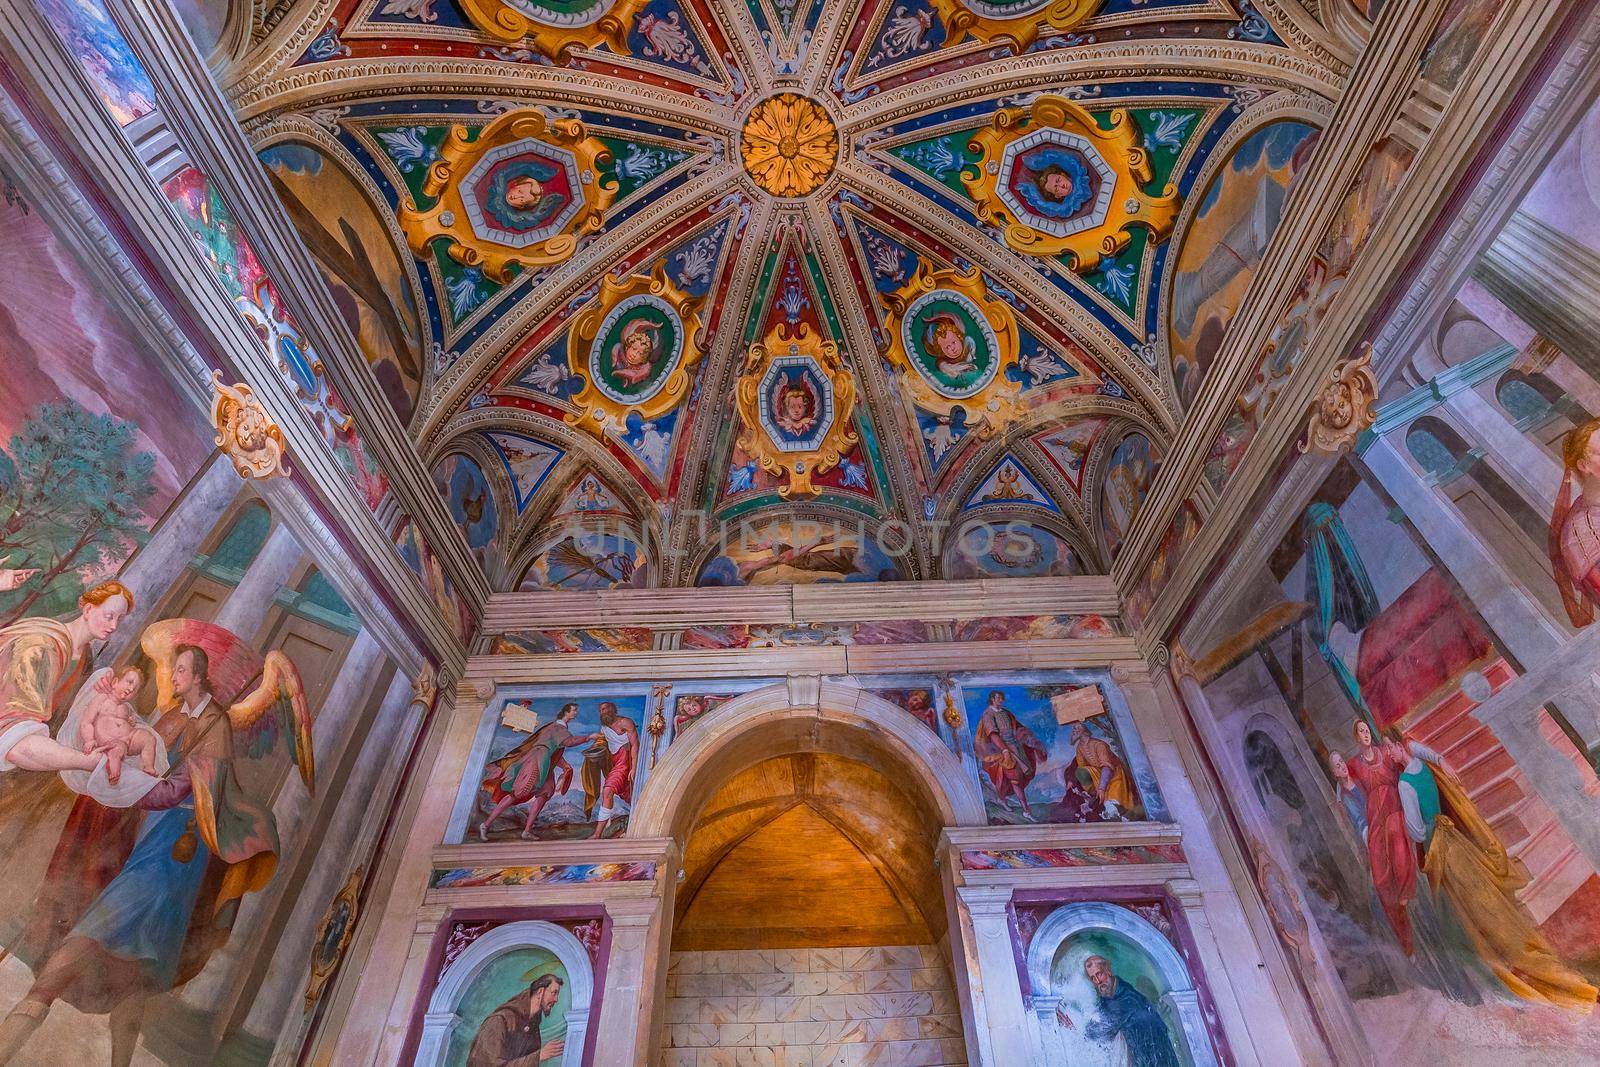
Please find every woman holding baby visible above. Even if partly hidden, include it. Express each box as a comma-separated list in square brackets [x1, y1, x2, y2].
[0, 582, 136, 954]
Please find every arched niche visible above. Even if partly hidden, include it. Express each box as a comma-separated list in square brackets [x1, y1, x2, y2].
[1025, 901, 1218, 1067]
[417, 920, 594, 1067]
[631, 680, 986, 842]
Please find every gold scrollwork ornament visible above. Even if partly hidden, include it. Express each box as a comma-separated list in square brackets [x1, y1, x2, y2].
[735, 323, 859, 499]
[566, 263, 706, 437]
[881, 262, 1021, 432]
[210, 371, 290, 480]
[963, 95, 1180, 272]
[932, 0, 1103, 50]
[457, 0, 650, 58]
[304, 868, 362, 1009]
[399, 108, 616, 284]
[1300, 344, 1378, 455]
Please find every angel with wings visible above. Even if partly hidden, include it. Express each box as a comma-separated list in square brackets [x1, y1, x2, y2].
[0, 618, 313, 1067]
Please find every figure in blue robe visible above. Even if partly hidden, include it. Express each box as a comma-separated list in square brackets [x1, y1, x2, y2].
[1079, 955, 1182, 1067]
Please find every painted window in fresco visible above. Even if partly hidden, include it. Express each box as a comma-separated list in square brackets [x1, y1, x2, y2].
[260, 141, 425, 425]
[433, 453, 501, 577]
[1099, 433, 1159, 561]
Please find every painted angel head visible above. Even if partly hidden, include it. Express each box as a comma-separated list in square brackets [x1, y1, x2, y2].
[1015, 147, 1094, 219]
[611, 318, 664, 387]
[773, 375, 818, 436]
[921, 312, 978, 378]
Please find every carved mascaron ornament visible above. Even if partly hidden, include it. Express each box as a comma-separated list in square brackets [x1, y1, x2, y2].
[456, 0, 651, 59]
[210, 371, 290, 480]
[739, 94, 840, 199]
[735, 322, 859, 498]
[932, 0, 1103, 50]
[963, 95, 1179, 271]
[566, 263, 706, 437]
[1300, 344, 1378, 455]
[399, 108, 616, 284]
[881, 261, 1021, 432]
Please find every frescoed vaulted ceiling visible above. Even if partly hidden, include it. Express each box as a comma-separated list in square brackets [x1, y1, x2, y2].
[207, 0, 1353, 592]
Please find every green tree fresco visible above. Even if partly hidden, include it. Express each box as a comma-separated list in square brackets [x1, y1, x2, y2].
[0, 400, 156, 625]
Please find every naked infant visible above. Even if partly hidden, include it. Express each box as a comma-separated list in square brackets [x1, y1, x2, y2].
[79, 665, 158, 782]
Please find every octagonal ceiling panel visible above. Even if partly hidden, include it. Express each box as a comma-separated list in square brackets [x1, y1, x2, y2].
[238, 0, 1338, 590]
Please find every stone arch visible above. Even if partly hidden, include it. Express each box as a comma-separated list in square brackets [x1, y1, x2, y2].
[630, 680, 985, 841]
[417, 920, 594, 1067]
[1025, 901, 1218, 1067]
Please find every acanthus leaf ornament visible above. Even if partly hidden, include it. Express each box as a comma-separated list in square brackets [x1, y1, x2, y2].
[962, 95, 1180, 272]
[1300, 343, 1378, 456]
[735, 323, 859, 499]
[566, 263, 706, 438]
[932, 0, 1104, 50]
[210, 371, 291, 480]
[399, 108, 616, 284]
[881, 262, 1021, 432]
[456, 0, 651, 59]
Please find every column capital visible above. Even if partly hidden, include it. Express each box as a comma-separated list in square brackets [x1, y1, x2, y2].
[605, 897, 662, 927]
[1164, 877, 1205, 910]
[956, 883, 1015, 913]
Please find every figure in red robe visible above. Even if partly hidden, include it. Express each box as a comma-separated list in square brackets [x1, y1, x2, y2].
[1344, 718, 1419, 954]
[973, 690, 1047, 820]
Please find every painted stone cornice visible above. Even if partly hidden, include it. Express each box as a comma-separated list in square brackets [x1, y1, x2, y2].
[841, 44, 1342, 133]
[463, 635, 1149, 685]
[106, 0, 494, 623]
[1143, 0, 1598, 643]
[233, 60, 742, 131]
[482, 573, 1118, 632]
[0, 1, 454, 671]
[1111, 0, 1459, 606]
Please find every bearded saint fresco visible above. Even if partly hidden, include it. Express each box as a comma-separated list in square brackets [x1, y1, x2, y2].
[475, 698, 643, 842]
[1057, 955, 1182, 1067]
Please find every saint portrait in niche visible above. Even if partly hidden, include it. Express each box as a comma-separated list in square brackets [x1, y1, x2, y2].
[1057, 955, 1182, 1067]
[466, 972, 567, 1066]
